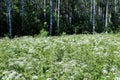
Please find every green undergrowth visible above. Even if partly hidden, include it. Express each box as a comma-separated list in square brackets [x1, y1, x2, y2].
[0, 34, 120, 80]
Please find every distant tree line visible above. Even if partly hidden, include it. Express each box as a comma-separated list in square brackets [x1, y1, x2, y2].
[0, 0, 120, 37]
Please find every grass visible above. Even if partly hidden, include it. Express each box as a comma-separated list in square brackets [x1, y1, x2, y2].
[0, 34, 120, 80]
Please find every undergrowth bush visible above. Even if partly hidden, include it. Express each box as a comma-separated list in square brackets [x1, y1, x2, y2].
[0, 34, 120, 80]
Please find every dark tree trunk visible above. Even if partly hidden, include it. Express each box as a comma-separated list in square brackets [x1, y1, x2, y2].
[21, 0, 24, 28]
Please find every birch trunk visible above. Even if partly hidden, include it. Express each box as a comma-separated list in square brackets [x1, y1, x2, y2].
[105, 0, 108, 33]
[6, 0, 12, 38]
[44, 0, 46, 21]
[92, 0, 96, 33]
[57, 0, 60, 33]
[90, 0, 92, 22]
[50, 0, 53, 35]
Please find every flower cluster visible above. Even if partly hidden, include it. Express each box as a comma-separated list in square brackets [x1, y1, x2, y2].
[0, 34, 120, 80]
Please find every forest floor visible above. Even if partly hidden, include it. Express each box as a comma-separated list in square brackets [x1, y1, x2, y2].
[0, 34, 120, 80]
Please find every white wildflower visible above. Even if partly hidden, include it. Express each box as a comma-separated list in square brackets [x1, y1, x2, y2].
[46, 78, 52, 80]
[110, 66, 116, 72]
[28, 48, 35, 53]
[16, 61, 24, 67]
[83, 78, 88, 80]
[57, 61, 63, 65]
[94, 46, 99, 51]
[32, 75, 38, 80]
[1, 70, 25, 80]
[103, 69, 108, 74]
[115, 77, 120, 80]
[96, 52, 101, 55]
[8, 71, 17, 79]
[69, 76, 74, 80]
[114, 51, 119, 54]
[69, 60, 76, 66]
[106, 76, 110, 78]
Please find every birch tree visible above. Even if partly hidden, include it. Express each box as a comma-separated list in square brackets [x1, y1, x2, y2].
[92, 0, 96, 33]
[6, 0, 12, 37]
[50, 0, 53, 35]
[90, 0, 92, 22]
[105, 0, 108, 33]
[57, 0, 60, 33]
[43, 0, 46, 21]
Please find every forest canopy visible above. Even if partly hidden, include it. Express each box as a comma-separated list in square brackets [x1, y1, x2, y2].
[0, 0, 120, 37]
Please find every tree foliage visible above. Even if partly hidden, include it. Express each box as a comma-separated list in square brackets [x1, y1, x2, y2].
[0, 0, 120, 37]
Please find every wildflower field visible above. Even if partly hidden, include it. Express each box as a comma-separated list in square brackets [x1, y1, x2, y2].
[0, 34, 120, 80]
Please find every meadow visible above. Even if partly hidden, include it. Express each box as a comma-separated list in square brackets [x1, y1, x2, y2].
[0, 34, 120, 80]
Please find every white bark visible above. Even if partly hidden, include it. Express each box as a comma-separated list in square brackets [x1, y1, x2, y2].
[105, 0, 108, 33]
[44, 0, 46, 20]
[90, 0, 92, 22]
[6, 0, 12, 37]
[92, 0, 96, 33]
[57, 0, 60, 33]
[50, 0, 53, 35]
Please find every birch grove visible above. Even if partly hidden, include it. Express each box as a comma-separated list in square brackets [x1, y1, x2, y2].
[0, 0, 119, 37]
